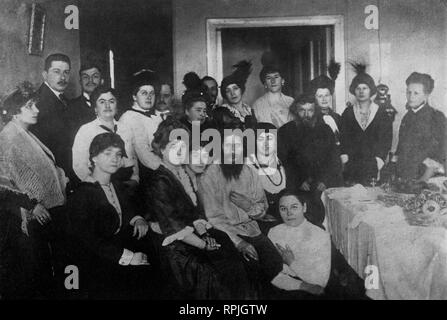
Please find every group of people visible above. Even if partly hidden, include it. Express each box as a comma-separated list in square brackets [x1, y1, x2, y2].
[0, 50, 444, 300]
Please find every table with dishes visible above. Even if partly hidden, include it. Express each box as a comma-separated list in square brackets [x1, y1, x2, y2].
[322, 178, 447, 300]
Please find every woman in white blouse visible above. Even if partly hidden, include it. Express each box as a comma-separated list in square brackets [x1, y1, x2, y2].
[72, 86, 138, 185]
[248, 122, 286, 233]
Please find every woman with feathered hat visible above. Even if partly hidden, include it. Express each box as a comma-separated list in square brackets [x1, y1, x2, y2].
[340, 62, 392, 185]
[308, 60, 342, 147]
[220, 60, 255, 125]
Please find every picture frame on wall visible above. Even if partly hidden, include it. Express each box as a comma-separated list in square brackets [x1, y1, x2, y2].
[27, 3, 46, 56]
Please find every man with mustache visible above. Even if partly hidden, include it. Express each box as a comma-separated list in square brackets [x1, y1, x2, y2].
[68, 61, 104, 137]
[279, 96, 342, 226]
[31, 53, 78, 186]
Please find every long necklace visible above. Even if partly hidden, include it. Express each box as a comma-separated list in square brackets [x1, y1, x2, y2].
[256, 157, 284, 187]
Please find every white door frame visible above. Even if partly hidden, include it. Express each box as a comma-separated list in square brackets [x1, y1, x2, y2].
[206, 15, 346, 113]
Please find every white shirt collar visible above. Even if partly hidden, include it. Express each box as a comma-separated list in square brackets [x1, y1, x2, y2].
[83, 92, 91, 106]
[45, 82, 63, 99]
[94, 117, 117, 126]
[132, 103, 152, 113]
[155, 109, 170, 116]
[411, 103, 426, 113]
[353, 101, 379, 130]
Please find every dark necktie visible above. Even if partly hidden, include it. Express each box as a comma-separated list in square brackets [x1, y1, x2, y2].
[100, 124, 117, 133]
[59, 93, 68, 107]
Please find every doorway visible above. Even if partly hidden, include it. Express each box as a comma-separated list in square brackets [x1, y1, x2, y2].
[78, 0, 173, 112]
[207, 16, 346, 112]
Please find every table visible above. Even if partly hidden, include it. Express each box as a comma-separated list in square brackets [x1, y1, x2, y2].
[322, 186, 447, 300]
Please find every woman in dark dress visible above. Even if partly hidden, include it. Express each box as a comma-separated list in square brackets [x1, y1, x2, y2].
[66, 133, 162, 299]
[340, 64, 392, 185]
[393, 72, 446, 181]
[145, 116, 252, 299]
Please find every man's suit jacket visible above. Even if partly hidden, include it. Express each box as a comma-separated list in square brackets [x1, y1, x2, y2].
[68, 94, 96, 139]
[30, 83, 77, 184]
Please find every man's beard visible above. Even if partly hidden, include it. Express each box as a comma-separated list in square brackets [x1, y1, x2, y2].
[302, 117, 316, 128]
[220, 163, 244, 181]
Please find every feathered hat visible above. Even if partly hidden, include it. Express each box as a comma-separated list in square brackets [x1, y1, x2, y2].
[309, 60, 340, 95]
[220, 60, 252, 100]
[181, 72, 209, 106]
[349, 61, 377, 96]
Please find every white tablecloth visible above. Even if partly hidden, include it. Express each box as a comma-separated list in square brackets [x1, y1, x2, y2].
[322, 186, 447, 300]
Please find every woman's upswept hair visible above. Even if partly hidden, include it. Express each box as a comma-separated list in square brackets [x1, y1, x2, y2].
[89, 132, 127, 169]
[90, 85, 118, 108]
[277, 189, 308, 206]
[151, 115, 189, 157]
[1, 81, 38, 123]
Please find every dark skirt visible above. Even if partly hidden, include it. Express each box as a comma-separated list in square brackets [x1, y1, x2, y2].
[163, 228, 253, 300]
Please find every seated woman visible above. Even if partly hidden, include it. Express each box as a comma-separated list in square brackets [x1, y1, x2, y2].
[0, 81, 67, 298]
[66, 133, 161, 299]
[144, 117, 252, 299]
[268, 190, 367, 300]
[393, 72, 446, 182]
[248, 122, 286, 233]
[179, 72, 210, 134]
[220, 60, 256, 126]
[72, 85, 138, 185]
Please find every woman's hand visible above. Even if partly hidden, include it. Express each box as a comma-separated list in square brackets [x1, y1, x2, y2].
[275, 243, 295, 266]
[237, 240, 259, 261]
[32, 203, 52, 225]
[316, 182, 327, 192]
[230, 191, 253, 212]
[300, 281, 325, 296]
[299, 181, 311, 191]
[133, 219, 149, 240]
[129, 252, 149, 265]
[202, 235, 221, 251]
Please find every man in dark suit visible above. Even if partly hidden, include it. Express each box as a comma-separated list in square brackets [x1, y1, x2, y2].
[68, 62, 104, 137]
[30, 53, 78, 186]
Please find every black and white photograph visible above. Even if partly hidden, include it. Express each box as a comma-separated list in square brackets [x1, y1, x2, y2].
[1, 0, 447, 308]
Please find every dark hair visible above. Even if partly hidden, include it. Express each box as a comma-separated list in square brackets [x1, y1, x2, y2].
[260, 65, 283, 84]
[277, 189, 307, 206]
[44, 53, 71, 71]
[160, 82, 173, 93]
[79, 62, 103, 77]
[182, 72, 209, 110]
[89, 133, 127, 169]
[406, 72, 434, 94]
[212, 106, 241, 130]
[90, 85, 118, 108]
[254, 122, 277, 158]
[289, 94, 314, 119]
[1, 81, 38, 123]
[201, 76, 217, 86]
[131, 69, 160, 97]
[151, 116, 189, 157]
